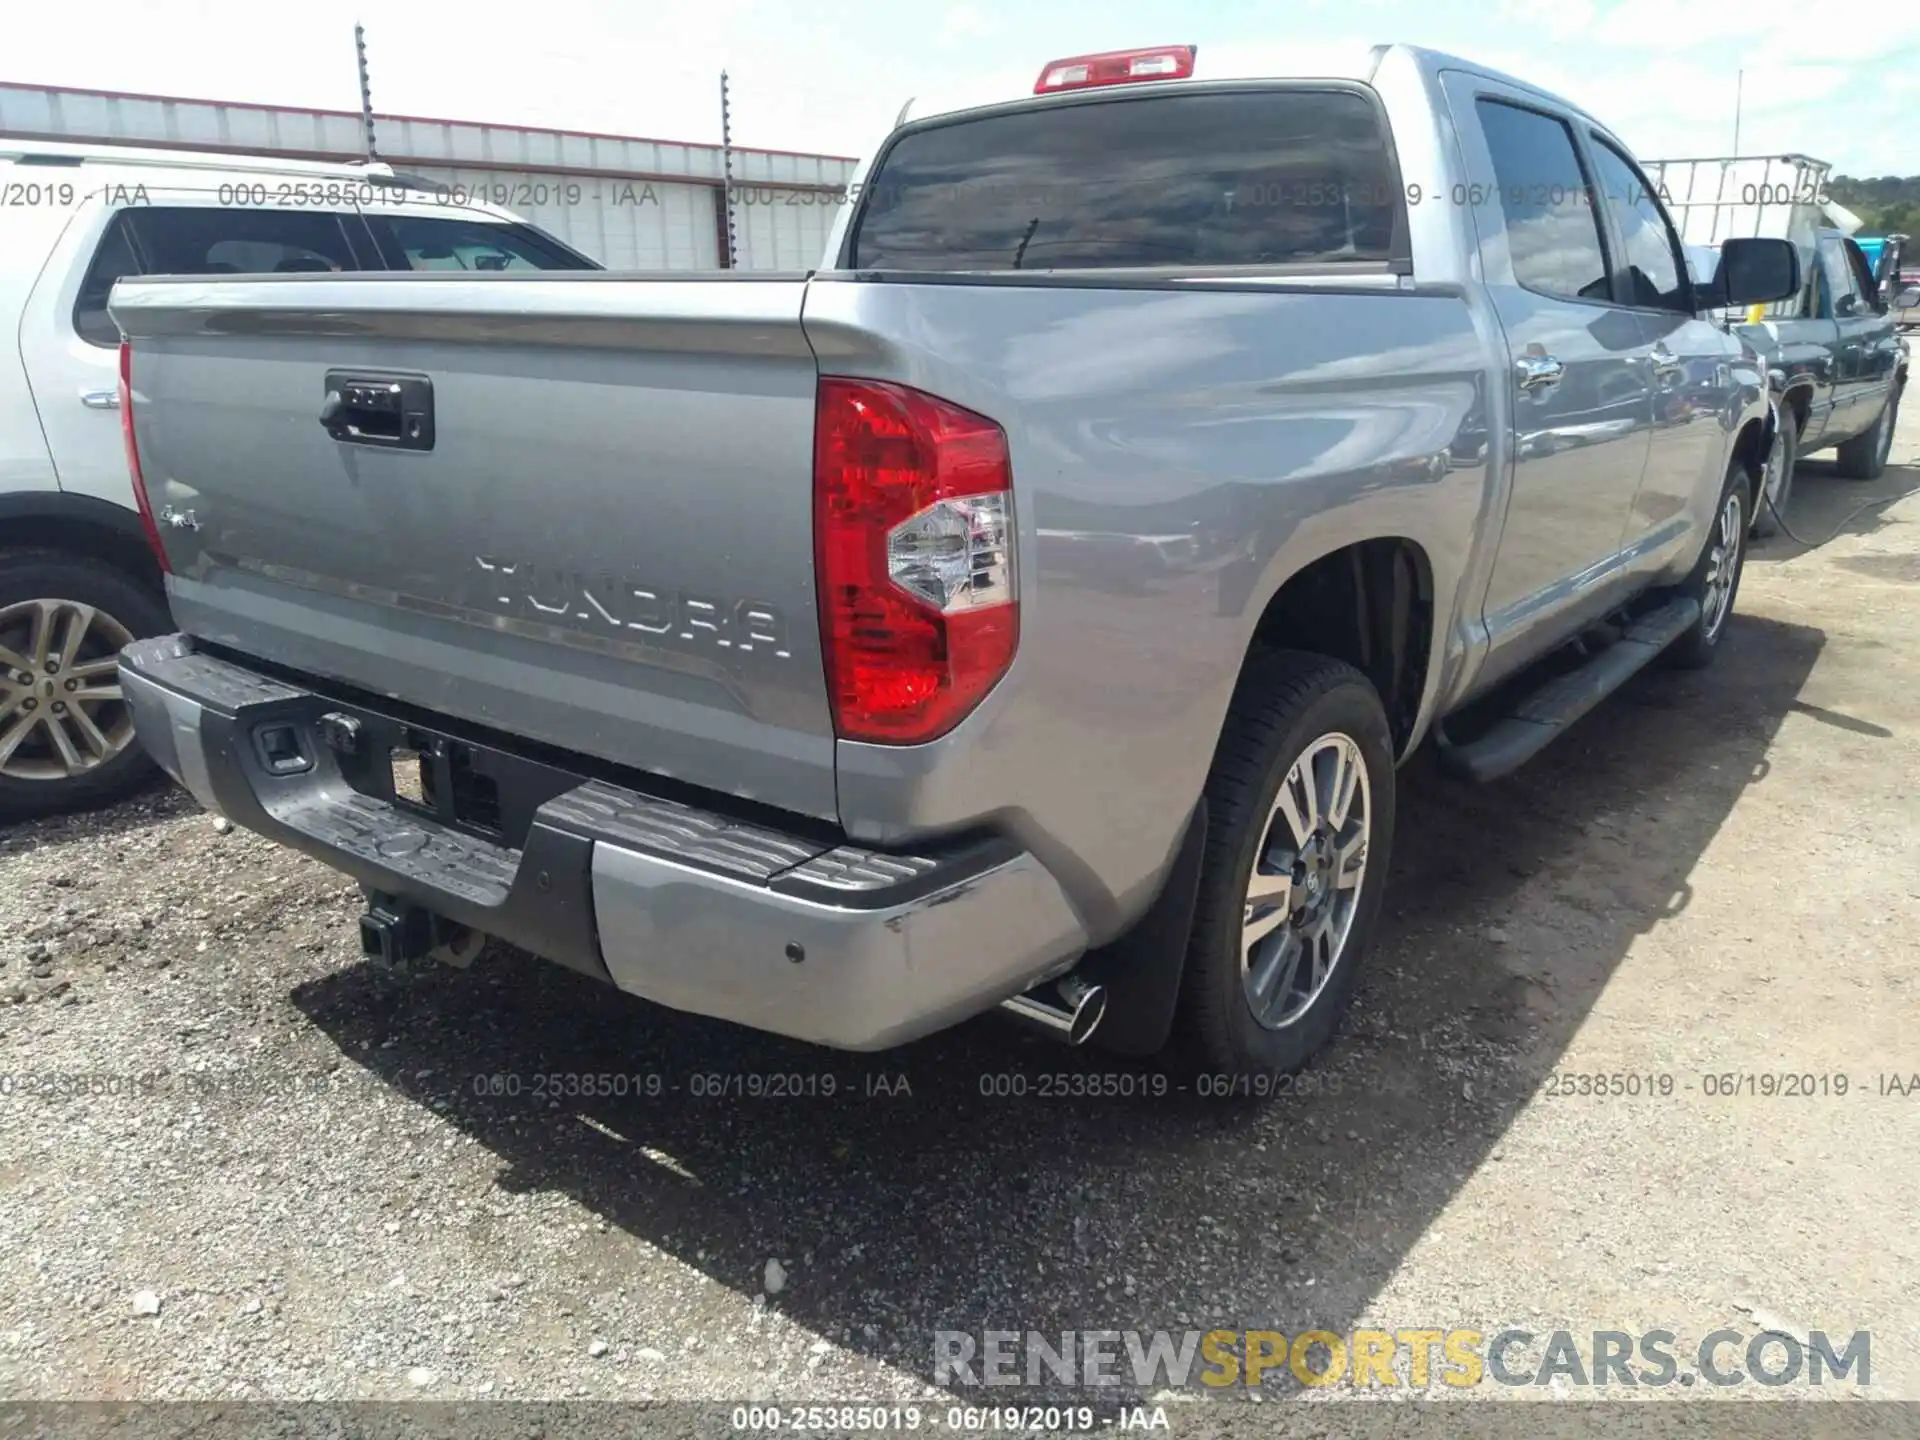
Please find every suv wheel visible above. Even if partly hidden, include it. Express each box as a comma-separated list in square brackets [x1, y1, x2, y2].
[1664, 461, 1750, 670]
[1833, 382, 1902, 480]
[0, 551, 168, 819]
[1170, 651, 1396, 1076]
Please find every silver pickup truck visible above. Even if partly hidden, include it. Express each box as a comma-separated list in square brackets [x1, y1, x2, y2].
[105, 44, 1805, 1081]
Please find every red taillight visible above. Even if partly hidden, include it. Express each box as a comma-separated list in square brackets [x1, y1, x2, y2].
[814, 378, 1017, 745]
[1034, 45, 1196, 94]
[118, 341, 170, 575]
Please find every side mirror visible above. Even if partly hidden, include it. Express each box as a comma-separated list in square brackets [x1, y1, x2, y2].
[1708, 237, 1802, 309]
[1895, 286, 1920, 311]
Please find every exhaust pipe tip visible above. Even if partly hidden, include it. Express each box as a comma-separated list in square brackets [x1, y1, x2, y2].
[1060, 976, 1107, 1046]
[999, 975, 1108, 1046]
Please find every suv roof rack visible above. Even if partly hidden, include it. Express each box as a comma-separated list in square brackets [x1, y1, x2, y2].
[0, 138, 401, 182]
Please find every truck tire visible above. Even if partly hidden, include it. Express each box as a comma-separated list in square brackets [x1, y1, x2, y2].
[1169, 650, 1396, 1078]
[1750, 405, 1797, 539]
[1664, 461, 1750, 671]
[1833, 381, 1902, 480]
[0, 549, 168, 820]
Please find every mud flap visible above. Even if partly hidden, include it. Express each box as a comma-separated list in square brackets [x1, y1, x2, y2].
[1080, 799, 1207, 1058]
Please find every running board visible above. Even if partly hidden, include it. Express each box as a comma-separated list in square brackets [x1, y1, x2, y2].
[1437, 597, 1700, 783]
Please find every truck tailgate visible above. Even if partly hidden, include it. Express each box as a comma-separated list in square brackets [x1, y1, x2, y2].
[110, 273, 836, 820]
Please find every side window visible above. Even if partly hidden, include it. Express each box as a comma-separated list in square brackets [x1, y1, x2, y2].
[73, 212, 145, 348]
[74, 205, 368, 348]
[1474, 100, 1611, 303]
[123, 208, 362, 275]
[1589, 138, 1688, 310]
[362, 216, 594, 271]
[1841, 238, 1880, 312]
[1817, 239, 1857, 319]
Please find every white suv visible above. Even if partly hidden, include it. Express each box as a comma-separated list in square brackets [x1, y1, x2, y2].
[1, 140, 596, 817]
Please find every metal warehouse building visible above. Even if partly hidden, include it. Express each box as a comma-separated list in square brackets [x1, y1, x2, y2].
[0, 81, 859, 270]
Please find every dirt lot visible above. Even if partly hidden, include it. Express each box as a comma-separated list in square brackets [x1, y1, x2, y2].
[2, 407, 1918, 1418]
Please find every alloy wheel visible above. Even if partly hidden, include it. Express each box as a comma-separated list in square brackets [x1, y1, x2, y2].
[1700, 489, 1744, 642]
[1240, 732, 1371, 1030]
[0, 599, 136, 782]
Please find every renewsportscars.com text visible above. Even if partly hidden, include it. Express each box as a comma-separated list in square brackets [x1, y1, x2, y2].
[934, 1327, 1871, 1390]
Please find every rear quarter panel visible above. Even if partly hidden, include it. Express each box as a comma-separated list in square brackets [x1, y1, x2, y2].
[1, 197, 87, 493]
[804, 276, 1492, 940]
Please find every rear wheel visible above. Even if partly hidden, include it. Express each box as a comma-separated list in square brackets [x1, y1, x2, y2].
[1750, 405, 1797, 538]
[1169, 651, 1396, 1076]
[1833, 381, 1902, 480]
[0, 551, 168, 819]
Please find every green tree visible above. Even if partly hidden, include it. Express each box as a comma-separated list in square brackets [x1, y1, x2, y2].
[1831, 175, 1920, 232]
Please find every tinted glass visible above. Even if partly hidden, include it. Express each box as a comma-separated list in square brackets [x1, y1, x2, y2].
[365, 215, 595, 271]
[76, 207, 362, 347]
[1817, 237, 1857, 317]
[850, 90, 1399, 271]
[124, 207, 361, 275]
[1841, 237, 1880, 310]
[1475, 100, 1610, 303]
[1590, 138, 1687, 309]
[73, 213, 144, 347]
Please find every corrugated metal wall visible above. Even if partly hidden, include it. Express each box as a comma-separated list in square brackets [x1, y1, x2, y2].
[0, 82, 858, 271]
[732, 184, 844, 270]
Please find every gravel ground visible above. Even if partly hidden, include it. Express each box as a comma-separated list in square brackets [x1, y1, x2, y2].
[2, 408, 1918, 1417]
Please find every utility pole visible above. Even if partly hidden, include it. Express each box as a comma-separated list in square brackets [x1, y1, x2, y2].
[719, 70, 738, 269]
[1732, 68, 1743, 155]
[355, 22, 379, 160]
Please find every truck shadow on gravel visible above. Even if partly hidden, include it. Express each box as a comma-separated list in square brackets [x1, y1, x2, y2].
[289, 612, 1831, 1392]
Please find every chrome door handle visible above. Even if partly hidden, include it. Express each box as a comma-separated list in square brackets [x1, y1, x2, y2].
[1515, 355, 1565, 391]
[1650, 345, 1686, 385]
[80, 389, 121, 410]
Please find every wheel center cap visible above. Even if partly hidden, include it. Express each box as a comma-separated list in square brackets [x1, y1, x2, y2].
[1299, 832, 1336, 911]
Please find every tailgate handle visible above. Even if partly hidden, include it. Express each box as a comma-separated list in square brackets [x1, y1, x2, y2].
[321, 371, 435, 451]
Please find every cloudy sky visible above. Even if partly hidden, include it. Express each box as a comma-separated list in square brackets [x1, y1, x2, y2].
[8, 0, 1918, 174]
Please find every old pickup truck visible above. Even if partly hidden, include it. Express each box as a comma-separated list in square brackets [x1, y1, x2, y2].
[1744, 230, 1908, 533]
[1648, 155, 1910, 534]
[107, 44, 1800, 1081]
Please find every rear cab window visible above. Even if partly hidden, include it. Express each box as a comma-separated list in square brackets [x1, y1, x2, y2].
[846, 86, 1408, 273]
